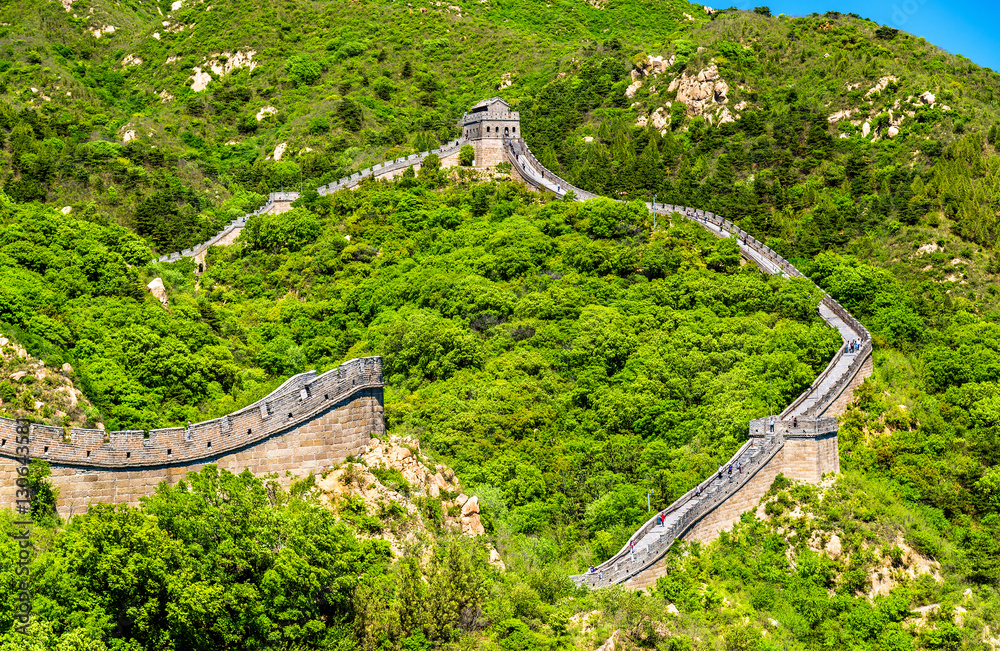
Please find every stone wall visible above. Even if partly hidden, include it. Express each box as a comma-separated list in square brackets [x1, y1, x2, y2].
[0, 358, 384, 516]
[825, 352, 874, 416]
[682, 443, 785, 546]
[474, 138, 508, 167]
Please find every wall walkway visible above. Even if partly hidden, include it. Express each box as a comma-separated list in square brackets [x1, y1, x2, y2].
[154, 140, 469, 263]
[499, 137, 873, 589]
[0, 357, 384, 515]
[137, 117, 872, 588]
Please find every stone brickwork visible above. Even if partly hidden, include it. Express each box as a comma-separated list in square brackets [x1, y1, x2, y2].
[826, 352, 874, 415]
[681, 448, 786, 547]
[460, 97, 520, 142]
[0, 358, 384, 516]
[474, 138, 508, 168]
[538, 157, 876, 588]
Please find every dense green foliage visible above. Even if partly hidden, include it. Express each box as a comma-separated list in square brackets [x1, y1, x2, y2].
[4, 0, 1000, 648]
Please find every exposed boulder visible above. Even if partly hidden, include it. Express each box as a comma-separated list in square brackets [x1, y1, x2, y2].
[461, 513, 485, 535]
[920, 91, 936, 105]
[596, 631, 621, 651]
[828, 109, 853, 123]
[650, 106, 669, 130]
[146, 278, 169, 309]
[489, 547, 506, 570]
[461, 495, 480, 516]
[190, 67, 212, 92]
[862, 122, 871, 138]
[887, 126, 900, 138]
[865, 75, 899, 98]
[669, 64, 729, 118]
[256, 106, 278, 121]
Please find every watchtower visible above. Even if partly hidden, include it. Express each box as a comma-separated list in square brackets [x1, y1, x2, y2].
[460, 97, 520, 167]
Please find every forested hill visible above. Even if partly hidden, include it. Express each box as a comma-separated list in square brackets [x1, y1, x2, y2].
[4, 1, 1000, 650]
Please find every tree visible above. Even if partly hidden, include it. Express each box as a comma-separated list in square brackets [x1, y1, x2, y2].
[241, 206, 322, 254]
[875, 25, 899, 40]
[418, 154, 442, 182]
[338, 98, 364, 132]
[459, 144, 475, 166]
[285, 55, 321, 85]
[753, 6, 771, 16]
[27, 459, 58, 522]
[373, 76, 395, 101]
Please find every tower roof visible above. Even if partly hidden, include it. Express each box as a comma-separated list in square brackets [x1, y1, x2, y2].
[470, 97, 510, 111]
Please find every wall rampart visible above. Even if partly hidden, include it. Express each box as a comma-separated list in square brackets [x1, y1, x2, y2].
[0, 358, 384, 514]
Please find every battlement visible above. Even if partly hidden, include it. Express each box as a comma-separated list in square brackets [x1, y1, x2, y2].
[0, 356, 382, 471]
[460, 97, 520, 141]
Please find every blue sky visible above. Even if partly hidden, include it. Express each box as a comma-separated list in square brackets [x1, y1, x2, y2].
[727, 0, 1000, 71]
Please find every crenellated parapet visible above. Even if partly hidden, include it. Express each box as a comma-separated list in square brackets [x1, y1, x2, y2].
[497, 132, 874, 589]
[0, 357, 384, 514]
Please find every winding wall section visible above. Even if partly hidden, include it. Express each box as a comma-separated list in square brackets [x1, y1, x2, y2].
[501, 137, 873, 589]
[0, 357, 384, 516]
[140, 112, 872, 589]
[155, 139, 468, 263]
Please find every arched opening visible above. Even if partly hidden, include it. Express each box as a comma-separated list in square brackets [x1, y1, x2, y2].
[486, 126, 490, 133]
[504, 126, 509, 137]
[512, 126, 517, 134]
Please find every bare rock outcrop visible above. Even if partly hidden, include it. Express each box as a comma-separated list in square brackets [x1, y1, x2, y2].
[865, 75, 899, 98]
[315, 436, 502, 563]
[828, 109, 853, 123]
[146, 278, 169, 309]
[668, 64, 729, 117]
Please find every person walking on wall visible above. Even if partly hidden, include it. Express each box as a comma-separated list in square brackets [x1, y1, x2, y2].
[629, 539, 635, 560]
[769, 417, 775, 433]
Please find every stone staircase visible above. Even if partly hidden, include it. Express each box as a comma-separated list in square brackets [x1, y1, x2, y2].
[576, 434, 785, 588]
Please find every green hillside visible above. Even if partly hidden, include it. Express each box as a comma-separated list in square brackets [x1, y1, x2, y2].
[3, 1, 1000, 650]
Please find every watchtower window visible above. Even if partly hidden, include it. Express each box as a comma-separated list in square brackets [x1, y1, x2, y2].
[513, 127, 517, 133]
[486, 126, 490, 133]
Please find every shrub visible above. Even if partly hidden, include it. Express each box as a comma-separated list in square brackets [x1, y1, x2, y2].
[459, 144, 475, 166]
[241, 207, 322, 254]
[285, 55, 321, 86]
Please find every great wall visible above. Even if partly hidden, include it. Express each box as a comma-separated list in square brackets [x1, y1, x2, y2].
[2, 99, 873, 588]
[0, 357, 384, 517]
